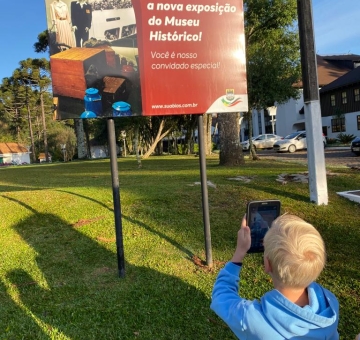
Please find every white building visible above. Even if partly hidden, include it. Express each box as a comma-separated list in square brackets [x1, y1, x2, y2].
[244, 55, 360, 139]
[0, 143, 31, 165]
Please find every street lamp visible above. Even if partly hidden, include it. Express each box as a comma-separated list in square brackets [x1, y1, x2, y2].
[120, 130, 126, 157]
[267, 106, 277, 134]
[60, 144, 66, 162]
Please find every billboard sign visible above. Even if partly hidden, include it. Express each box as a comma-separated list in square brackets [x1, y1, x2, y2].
[44, 0, 247, 119]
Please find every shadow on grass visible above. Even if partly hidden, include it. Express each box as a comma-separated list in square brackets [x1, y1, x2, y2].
[122, 214, 195, 260]
[0, 278, 48, 338]
[3, 196, 228, 339]
[239, 183, 310, 203]
[57, 190, 195, 261]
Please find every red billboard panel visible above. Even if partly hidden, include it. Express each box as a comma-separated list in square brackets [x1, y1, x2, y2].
[44, 0, 247, 119]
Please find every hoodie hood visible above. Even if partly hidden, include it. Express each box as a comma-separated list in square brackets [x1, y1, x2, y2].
[257, 283, 339, 339]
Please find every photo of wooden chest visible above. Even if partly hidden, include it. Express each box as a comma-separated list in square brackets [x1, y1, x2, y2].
[50, 48, 109, 100]
[102, 76, 127, 112]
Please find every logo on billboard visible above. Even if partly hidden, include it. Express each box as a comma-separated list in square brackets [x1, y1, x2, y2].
[222, 89, 242, 107]
[226, 89, 235, 101]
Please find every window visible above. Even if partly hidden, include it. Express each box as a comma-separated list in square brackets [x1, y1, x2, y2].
[342, 92, 347, 104]
[331, 117, 345, 133]
[330, 95, 336, 106]
[357, 116, 360, 130]
[355, 89, 360, 102]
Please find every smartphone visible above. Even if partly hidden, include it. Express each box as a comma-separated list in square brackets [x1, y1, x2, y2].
[246, 200, 281, 253]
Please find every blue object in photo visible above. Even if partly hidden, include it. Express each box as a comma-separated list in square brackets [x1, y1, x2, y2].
[80, 110, 97, 118]
[84, 88, 102, 116]
[112, 101, 132, 117]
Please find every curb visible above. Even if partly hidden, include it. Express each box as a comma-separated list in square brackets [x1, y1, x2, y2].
[325, 147, 351, 150]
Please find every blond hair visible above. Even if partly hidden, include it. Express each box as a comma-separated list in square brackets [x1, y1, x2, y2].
[263, 214, 326, 288]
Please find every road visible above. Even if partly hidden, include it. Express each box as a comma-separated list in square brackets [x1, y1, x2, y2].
[254, 148, 359, 167]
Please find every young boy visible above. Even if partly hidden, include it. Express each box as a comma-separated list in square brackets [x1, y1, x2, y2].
[211, 214, 339, 339]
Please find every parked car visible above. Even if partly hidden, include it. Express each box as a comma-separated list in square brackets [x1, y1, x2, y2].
[351, 136, 360, 156]
[241, 134, 283, 151]
[273, 131, 326, 153]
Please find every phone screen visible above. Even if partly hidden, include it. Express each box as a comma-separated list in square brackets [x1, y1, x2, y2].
[247, 200, 280, 253]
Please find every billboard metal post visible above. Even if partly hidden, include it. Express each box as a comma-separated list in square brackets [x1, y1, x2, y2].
[197, 114, 213, 268]
[107, 118, 126, 277]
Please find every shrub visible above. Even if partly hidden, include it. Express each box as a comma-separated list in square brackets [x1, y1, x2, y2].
[337, 133, 356, 144]
[326, 138, 338, 145]
[0, 162, 14, 167]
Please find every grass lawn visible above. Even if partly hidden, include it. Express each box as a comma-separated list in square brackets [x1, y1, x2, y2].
[0, 155, 359, 339]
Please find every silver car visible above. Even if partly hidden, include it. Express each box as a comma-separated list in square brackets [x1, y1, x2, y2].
[241, 134, 283, 151]
[273, 131, 326, 153]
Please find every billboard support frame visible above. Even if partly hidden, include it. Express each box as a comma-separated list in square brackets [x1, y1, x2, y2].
[197, 114, 213, 268]
[107, 118, 126, 277]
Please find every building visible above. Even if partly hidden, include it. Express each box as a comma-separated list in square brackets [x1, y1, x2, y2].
[38, 153, 52, 163]
[0, 143, 31, 165]
[245, 54, 360, 140]
[319, 65, 360, 139]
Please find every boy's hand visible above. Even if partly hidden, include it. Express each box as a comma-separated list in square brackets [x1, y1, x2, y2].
[231, 215, 251, 262]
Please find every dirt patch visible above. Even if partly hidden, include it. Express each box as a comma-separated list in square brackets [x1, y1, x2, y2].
[192, 255, 225, 271]
[97, 237, 116, 243]
[276, 171, 339, 184]
[73, 216, 105, 228]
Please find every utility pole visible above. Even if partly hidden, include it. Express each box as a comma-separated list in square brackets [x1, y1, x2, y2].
[297, 0, 328, 205]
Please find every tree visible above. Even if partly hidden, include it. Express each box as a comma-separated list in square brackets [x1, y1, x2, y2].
[18, 58, 53, 162]
[34, 30, 49, 53]
[219, 0, 301, 165]
[218, 112, 245, 165]
[14, 58, 52, 162]
[47, 123, 77, 161]
[142, 116, 176, 159]
[0, 72, 40, 162]
[175, 114, 198, 155]
[0, 58, 55, 163]
[0, 120, 14, 142]
[0, 77, 29, 142]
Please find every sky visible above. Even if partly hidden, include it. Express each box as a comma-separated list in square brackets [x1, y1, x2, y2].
[0, 0, 359, 81]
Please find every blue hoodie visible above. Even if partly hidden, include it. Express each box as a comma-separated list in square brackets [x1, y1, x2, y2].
[211, 262, 339, 340]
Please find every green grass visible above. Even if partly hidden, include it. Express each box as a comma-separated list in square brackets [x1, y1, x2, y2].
[0, 156, 359, 339]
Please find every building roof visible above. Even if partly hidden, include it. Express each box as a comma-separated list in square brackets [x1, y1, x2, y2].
[320, 66, 360, 94]
[294, 55, 356, 88]
[38, 153, 52, 159]
[317, 55, 355, 87]
[0, 143, 28, 155]
[322, 54, 360, 62]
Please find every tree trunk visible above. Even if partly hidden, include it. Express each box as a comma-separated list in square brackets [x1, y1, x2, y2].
[74, 119, 88, 159]
[212, 121, 218, 147]
[15, 108, 21, 141]
[133, 125, 142, 168]
[83, 120, 92, 158]
[27, 104, 37, 164]
[247, 111, 260, 160]
[142, 118, 172, 159]
[202, 114, 213, 155]
[189, 129, 195, 154]
[40, 93, 50, 162]
[187, 117, 197, 154]
[218, 112, 244, 166]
